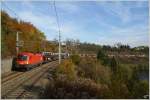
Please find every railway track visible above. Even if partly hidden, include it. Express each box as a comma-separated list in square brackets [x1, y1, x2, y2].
[2, 71, 19, 79]
[1, 61, 58, 99]
[2, 72, 24, 84]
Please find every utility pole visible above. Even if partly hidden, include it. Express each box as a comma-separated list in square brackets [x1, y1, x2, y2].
[59, 30, 61, 64]
[54, 1, 61, 64]
[44, 40, 46, 52]
[65, 41, 67, 53]
[16, 19, 21, 56]
[16, 32, 19, 55]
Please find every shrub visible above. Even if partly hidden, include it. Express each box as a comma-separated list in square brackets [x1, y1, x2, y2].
[118, 65, 132, 83]
[131, 80, 149, 98]
[77, 58, 111, 85]
[108, 62, 134, 98]
[110, 57, 119, 74]
[70, 54, 80, 65]
[108, 80, 130, 99]
[95, 61, 111, 84]
[97, 49, 110, 66]
[77, 58, 96, 79]
[97, 49, 105, 60]
[43, 77, 109, 99]
[56, 59, 77, 80]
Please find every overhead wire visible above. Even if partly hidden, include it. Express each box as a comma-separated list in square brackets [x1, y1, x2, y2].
[53, 0, 62, 63]
[53, 1, 61, 36]
[1, 1, 21, 22]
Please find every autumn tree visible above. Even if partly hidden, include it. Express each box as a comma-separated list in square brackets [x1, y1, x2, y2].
[1, 11, 52, 58]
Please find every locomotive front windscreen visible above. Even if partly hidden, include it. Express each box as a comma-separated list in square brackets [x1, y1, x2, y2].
[18, 55, 28, 61]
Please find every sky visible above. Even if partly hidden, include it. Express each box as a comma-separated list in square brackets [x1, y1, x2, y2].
[1, 0, 149, 47]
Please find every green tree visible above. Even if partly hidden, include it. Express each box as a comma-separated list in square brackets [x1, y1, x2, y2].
[110, 57, 118, 74]
[97, 49, 105, 60]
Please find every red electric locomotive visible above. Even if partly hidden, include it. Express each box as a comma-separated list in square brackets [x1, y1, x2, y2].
[15, 52, 43, 71]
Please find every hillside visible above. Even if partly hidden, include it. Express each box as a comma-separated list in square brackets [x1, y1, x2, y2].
[1, 11, 57, 58]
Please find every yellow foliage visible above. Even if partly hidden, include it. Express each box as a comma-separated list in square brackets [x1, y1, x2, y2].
[56, 60, 77, 80]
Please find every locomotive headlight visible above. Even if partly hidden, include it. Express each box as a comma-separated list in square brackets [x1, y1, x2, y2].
[26, 56, 29, 64]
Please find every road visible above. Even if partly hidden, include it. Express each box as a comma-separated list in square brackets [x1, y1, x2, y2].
[1, 61, 58, 99]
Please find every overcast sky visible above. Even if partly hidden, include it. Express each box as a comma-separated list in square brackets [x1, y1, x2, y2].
[1, 0, 149, 47]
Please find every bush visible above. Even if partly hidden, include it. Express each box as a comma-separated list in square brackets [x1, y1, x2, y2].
[44, 53, 149, 99]
[43, 77, 109, 99]
[95, 61, 111, 84]
[97, 49, 105, 60]
[77, 58, 111, 84]
[131, 80, 149, 98]
[108, 64, 132, 98]
[118, 65, 132, 83]
[70, 54, 80, 65]
[110, 57, 119, 74]
[77, 58, 96, 79]
[56, 60, 77, 80]
[108, 80, 130, 99]
[97, 49, 110, 66]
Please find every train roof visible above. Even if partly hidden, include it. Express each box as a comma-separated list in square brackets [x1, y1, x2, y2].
[18, 52, 34, 56]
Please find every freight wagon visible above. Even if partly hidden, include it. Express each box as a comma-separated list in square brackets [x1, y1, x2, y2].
[41, 52, 70, 63]
[42, 52, 53, 63]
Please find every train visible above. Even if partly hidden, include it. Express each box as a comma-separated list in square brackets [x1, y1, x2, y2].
[41, 52, 69, 63]
[12, 52, 69, 71]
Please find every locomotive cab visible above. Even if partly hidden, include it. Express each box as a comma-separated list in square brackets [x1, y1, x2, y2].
[14, 52, 44, 71]
[15, 54, 31, 70]
[17, 55, 29, 64]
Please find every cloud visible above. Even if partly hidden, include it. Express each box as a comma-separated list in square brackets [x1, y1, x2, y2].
[91, 1, 148, 47]
[18, 10, 80, 41]
[96, 1, 148, 24]
[96, 24, 149, 47]
[18, 11, 56, 30]
[57, 2, 80, 13]
[97, 1, 132, 24]
[3, 1, 148, 47]
[21, 0, 34, 9]
[18, 11, 60, 40]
